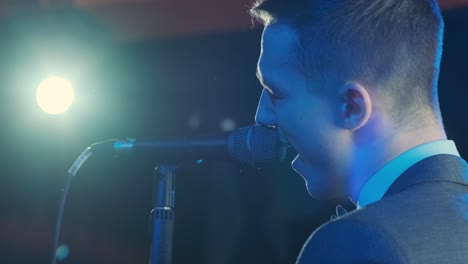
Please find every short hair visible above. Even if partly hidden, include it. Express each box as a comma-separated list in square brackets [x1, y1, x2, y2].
[250, 0, 444, 124]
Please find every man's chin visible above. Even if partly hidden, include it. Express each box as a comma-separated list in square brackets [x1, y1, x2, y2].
[304, 181, 341, 200]
[292, 155, 342, 200]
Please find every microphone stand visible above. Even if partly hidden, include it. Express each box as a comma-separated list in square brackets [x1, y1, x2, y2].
[149, 164, 177, 264]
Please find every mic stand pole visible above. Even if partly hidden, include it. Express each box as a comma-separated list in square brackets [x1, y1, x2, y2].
[149, 164, 177, 264]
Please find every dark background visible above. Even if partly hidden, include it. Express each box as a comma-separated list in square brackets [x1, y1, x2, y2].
[0, 2, 467, 264]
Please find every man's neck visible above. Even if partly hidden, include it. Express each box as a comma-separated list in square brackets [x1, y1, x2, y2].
[347, 115, 447, 201]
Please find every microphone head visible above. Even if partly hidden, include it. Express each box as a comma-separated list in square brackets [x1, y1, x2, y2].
[228, 125, 288, 168]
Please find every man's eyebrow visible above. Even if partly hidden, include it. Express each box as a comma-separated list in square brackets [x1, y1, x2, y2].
[255, 69, 264, 85]
[255, 69, 277, 95]
[256, 69, 270, 90]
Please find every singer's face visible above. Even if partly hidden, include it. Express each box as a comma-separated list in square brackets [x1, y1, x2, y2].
[255, 24, 349, 199]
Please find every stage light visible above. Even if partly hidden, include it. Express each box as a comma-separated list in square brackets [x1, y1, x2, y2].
[188, 113, 201, 130]
[220, 117, 236, 132]
[55, 244, 70, 261]
[36, 77, 75, 115]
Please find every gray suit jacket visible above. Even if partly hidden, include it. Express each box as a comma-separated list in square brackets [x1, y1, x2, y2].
[297, 154, 468, 264]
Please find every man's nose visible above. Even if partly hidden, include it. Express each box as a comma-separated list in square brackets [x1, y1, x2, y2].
[255, 89, 277, 127]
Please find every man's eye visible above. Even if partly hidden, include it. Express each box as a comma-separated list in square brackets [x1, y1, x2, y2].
[262, 85, 284, 101]
[268, 90, 284, 100]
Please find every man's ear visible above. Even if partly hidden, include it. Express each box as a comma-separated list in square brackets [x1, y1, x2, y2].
[340, 82, 372, 131]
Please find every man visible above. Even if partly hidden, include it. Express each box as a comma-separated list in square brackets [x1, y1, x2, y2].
[250, 0, 468, 263]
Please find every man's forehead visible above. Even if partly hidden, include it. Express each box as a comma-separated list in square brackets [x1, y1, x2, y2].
[258, 24, 299, 76]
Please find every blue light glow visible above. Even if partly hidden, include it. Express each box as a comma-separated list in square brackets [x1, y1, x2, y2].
[56, 244, 70, 261]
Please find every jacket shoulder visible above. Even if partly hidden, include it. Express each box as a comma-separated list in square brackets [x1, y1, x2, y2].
[296, 212, 408, 264]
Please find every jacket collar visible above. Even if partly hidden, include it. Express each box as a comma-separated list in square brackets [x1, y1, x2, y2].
[357, 140, 459, 207]
[384, 154, 468, 198]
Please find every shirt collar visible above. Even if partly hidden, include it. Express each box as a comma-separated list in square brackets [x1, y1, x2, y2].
[357, 140, 460, 208]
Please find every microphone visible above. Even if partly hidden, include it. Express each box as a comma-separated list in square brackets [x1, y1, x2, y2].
[90, 125, 288, 167]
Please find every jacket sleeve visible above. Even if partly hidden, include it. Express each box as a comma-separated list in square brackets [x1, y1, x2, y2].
[296, 218, 409, 264]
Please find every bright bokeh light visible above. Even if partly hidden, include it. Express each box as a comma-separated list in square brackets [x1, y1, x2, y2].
[55, 244, 70, 261]
[36, 77, 75, 114]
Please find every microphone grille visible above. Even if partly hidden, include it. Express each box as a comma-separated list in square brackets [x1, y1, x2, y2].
[229, 125, 287, 168]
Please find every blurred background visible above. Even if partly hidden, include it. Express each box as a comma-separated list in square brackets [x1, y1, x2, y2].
[0, 0, 467, 263]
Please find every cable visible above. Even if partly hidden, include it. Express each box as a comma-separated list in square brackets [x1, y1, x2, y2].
[50, 147, 93, 264]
